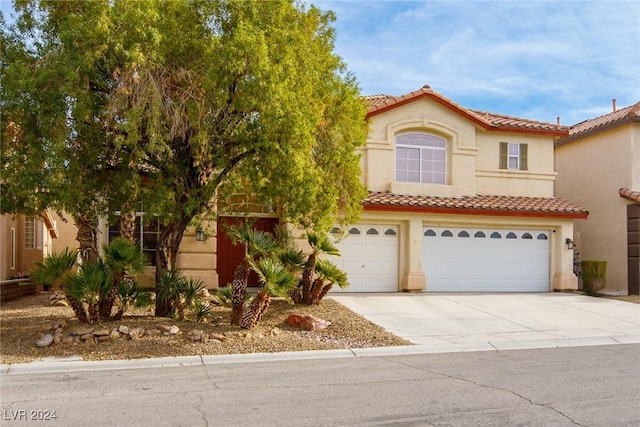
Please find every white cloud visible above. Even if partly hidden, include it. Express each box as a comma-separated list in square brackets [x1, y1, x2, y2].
[312, 0, 640, 124]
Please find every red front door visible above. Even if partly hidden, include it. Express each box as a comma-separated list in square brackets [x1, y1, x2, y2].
[216, 217, 279, 288]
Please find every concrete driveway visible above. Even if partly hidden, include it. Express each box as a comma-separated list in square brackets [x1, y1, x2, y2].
[331, 293, 640, 353]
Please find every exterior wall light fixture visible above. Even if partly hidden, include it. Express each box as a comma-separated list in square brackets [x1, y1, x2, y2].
[565, 238, 574, 250]
[196, 229, 205, 242]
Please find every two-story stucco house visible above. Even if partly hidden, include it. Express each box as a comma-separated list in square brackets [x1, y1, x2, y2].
[555, 101, 640, 295]
[328, 85, 587, 293]
[94, 86, 587, 293]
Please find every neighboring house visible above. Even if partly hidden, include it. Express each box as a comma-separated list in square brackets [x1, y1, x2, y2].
[554, 102, 640, 295]
[0, 210, 59, 280]
[95, 85, 588, 293]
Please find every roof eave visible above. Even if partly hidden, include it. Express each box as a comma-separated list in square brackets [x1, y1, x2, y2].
[363, 203, 589, 219]
[555, 116, 640, 146]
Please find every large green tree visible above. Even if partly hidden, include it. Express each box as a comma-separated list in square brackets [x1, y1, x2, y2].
[1, 0, 367, 316]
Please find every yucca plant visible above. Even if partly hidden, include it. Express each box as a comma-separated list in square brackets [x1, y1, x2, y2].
[225, 222, 279, 325]
[100, 238, 145, 319]
[177, 278, 206, 320]
[156, 269, 185, 318]
[65, 263, 109, 324]
[241, 257, 297, 329]
[308, 259, 348, 304]
[193, 299, 213, 323]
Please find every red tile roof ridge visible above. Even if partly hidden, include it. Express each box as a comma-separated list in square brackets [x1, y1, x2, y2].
[619, 188, 640, 203]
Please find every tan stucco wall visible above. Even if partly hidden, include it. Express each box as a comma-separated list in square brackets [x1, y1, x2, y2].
[475, 132, 557, 197]
[555, 123, 639, 292]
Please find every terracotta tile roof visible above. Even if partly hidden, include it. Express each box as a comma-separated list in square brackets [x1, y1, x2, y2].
[619, 188, 640, 203]
[556, 102, 640, 145]
[363, 191, 588, 218]
[365, 85, 568, 136]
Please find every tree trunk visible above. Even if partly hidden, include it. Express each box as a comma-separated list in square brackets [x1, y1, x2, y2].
[241, 292, 270, 329]
[66, 294, 89, 323]
[300, 255, 317, 304]
[309, 278, 325, 305]
[230, 259, 251, 326]
[155, 217, 189, 316]
[75, 214, 98, 264]
[316, 283, 333, 303]
[119, 211, 137, 242]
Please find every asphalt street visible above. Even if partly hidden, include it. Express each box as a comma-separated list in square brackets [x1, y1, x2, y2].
[2, 344, 639, 427]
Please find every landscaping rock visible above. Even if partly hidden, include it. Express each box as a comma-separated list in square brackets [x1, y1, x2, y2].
[93, 328, 110, 336]
[145, 329, 161, 337]
[128, 327, 145, 340]
[209, 332, 226, 341]
[118, 325, 130, 335]
[168, 326, 180, 335]
[80, 333, 94, 341]
[75, 327, 94, 336]
[96, 335, 110, 343]
[110, 330, 121, 340]
[287, 314, 331, 331]
[37, 334, 53, 348]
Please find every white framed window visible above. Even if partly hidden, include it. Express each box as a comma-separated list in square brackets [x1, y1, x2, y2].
[108, 213, 161, 266]
[24, 216, 36, 249]
[396, 133, 446, 184]
[10, 227, 16, 270]
[500, 142, 528, 170]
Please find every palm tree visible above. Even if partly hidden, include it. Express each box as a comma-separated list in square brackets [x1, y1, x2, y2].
[296, 231, 340, 304]
[30, 249, 88, 321]
[30, 248, 77, 290]
[65, 263, 109, 324]
[100, 238, 145, 320]
[241, 258, 296, 329]
[226, 222, 279, 326]
[309, 259, 348, 304]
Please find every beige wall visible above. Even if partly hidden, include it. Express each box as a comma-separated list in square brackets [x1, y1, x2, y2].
[0, 214, 46, 279]
[555, 123, 639, 292]
[365, 97, 559, 198]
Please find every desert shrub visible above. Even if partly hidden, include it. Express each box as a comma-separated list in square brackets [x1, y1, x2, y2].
[581, 260, 607, 296]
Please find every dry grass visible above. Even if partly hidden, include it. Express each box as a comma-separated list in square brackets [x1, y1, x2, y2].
[0, 292, 412, 365]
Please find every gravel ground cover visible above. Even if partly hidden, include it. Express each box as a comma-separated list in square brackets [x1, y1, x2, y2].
[0, 292, 412, 364]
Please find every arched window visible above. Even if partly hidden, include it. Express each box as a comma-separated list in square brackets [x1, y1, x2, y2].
[506, 232, 517, 239]
[441, 230, 453, 237]
[348, 227, 360, 235]
[522, 232, 533, 240]
[424, 229, 436, 237]
[396, 133, 446, 184]
[490, 232, 501, 239]
[366, 228, 379, 235]
[384, 228, 397, 236]
[458, 231, 470, 238]
[537, 233, 548, 240]
[474, 231, 486, 238]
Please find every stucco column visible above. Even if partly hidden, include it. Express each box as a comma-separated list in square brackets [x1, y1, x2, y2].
[401, 218, 426, 292]
[552, 222, 579, 291]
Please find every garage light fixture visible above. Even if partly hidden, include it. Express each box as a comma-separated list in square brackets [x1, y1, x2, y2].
[196, 229, 205, 242]
[565, 238, 574, 250]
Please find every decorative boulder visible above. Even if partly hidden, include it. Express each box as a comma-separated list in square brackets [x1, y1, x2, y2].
[37, 334, 54, 348]
[286, 314, 331, 331]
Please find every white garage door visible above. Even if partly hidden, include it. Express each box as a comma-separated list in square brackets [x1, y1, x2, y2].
[329, 225, 399, 292]
[423, 227, 550, 292]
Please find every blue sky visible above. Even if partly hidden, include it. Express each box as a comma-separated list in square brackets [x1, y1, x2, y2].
[310, 0, 640, 125]
[2, 1, 638, 125]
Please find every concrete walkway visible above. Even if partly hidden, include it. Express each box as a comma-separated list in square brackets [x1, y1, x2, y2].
[2, 293, 639, 375]
[331, 292, 640, 352]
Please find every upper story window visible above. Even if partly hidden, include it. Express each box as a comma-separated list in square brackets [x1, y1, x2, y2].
[499, 142, 528, 170]
[24, 216, 36, 249]
[396, 133, 446, 184]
